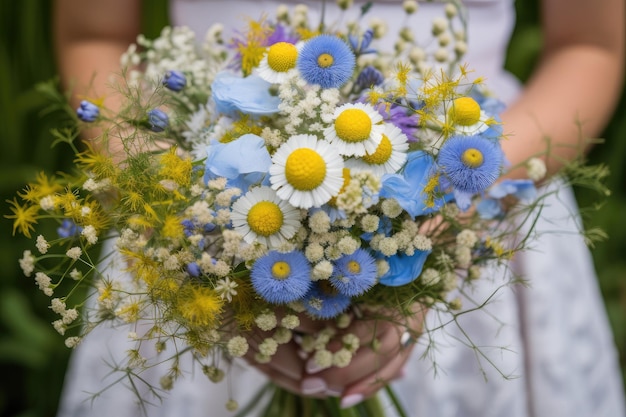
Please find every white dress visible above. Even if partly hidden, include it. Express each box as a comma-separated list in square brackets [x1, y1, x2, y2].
[57, 1, 626, 416]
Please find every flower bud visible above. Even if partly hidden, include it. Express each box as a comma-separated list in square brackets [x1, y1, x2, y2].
[148, 108, 169, 132]
[162, 70, 187, 91]
[76, 100, 99, 122]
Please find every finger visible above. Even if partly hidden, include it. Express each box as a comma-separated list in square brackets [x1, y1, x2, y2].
[244, 336, 305, 381]
[339, 344, 415, 408]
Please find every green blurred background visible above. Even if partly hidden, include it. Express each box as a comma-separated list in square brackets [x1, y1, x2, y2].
[0, 1, 624, 416]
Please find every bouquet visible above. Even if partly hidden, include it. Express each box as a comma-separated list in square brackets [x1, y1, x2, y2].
[7, 1, 581, 415]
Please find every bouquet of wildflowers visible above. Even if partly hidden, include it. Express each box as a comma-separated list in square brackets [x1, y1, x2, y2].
[7, 1, 581, 415]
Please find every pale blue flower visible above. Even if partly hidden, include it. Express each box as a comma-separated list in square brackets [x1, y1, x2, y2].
[297, 35, 355, 88]
[211, 72, 280, 117]
[203, 134, 271, 192]
[378, 249, 431, 287]
[380, 151, 449, 218]
[251, 250, 312, 304]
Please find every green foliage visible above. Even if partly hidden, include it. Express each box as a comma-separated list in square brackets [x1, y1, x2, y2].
[0, 1, 623, 417]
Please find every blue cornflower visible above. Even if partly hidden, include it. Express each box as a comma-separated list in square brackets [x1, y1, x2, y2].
[437, 135, 503, 195]
[297, 35, 356, 88]
[76, 100, 99, 122]
[303, 281, 351, 319]
[330, 249, 378, 296]
[250, 250, 312, 304]
[148, 108, 169, 132]
[57, 219, 82, 238]
[162, 70, 187, 91]
[378, 249, 431, 287]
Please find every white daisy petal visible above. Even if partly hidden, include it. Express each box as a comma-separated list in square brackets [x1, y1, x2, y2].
[231, 186, 301, 248]
[345, 123, 409, 177]
[269, 134, 345, 209]
[323, 102, 385, 157]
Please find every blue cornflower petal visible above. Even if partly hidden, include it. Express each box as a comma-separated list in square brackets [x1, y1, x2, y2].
[378, 249, 431, 287]
[303, 281, 351, 319]
[251, 251, 312, 304]
[330, 249, 378, 296]
[437, 135, 503, 194]
[297, 35, 356, 88]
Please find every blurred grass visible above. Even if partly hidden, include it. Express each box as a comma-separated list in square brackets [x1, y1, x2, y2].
[0, 1, 624, 416]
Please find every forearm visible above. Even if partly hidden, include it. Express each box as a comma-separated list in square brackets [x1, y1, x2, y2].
[53, 0, 141, 155]
[501, 0, 624, 179]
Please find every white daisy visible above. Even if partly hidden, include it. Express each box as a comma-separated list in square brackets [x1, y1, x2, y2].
[344, 123, 409, 176]
[230, 186, 301, 248]
[323, 102, 385, 157]
[269, 134, 345, 209]
[443, 96, 490, 135]
[256, 42, 299, 84]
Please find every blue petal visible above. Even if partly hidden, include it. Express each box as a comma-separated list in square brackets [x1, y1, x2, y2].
[211, 72, 280, 117]
[204, 134, 271, 190]
[378, 249, 431, 287]
[476, 198, 503, 219]
[489, 179, 536, 202]
[380, 151, 448, 218]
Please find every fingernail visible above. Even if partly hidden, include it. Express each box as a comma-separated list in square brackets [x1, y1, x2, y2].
[325, 388, 343, 397]
[305, 358, 324, 374]
[301, 377, 327, 395]
[297, 349, 309, 360]
[340, 393, 364, 409]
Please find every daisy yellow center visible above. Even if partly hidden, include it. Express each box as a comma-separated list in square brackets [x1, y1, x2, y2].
[449, 97, 481, 126]
[317, 53, 334, 68]
[285, 148, 327, 191]
[271, 261, 291, 280]
[362, 134, 392, 165]
[267, 42, 298, 73]
[461, 148, 484, 168]
[335, 109, 372, 143]
[347, 260, 361, 274]
[247, 201, 284, 237]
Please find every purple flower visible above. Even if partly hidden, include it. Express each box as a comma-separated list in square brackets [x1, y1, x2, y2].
[148, 108, 169, 132]
[356, 66, 384, 89]
[76, 100, 99, 122]
[162, 70, 187, 91]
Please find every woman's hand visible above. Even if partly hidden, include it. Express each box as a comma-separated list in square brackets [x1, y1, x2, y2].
[243, 304, 427, 408]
